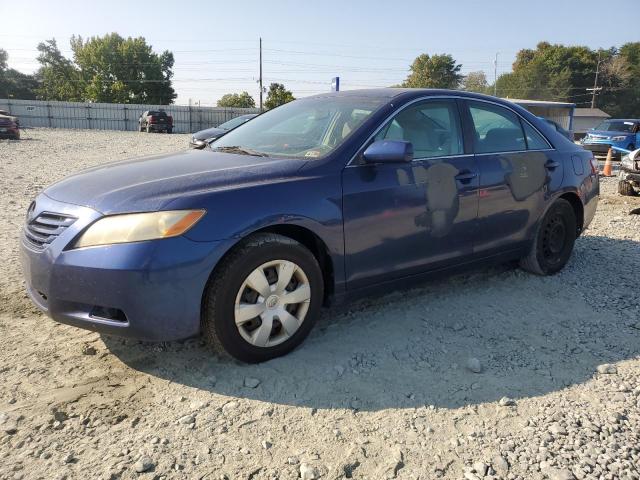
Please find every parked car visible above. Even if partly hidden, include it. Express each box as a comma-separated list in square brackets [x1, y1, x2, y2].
[189, 114, 258, 149]
[619, 148, 640, 196]
[21, 89, 599, 362]
[0, 109, 19, 127]
[0, 114, 20, 139]
[139, 110, 173, 133]
[580, 119, 640, 158]
[540, 117, 572, 141]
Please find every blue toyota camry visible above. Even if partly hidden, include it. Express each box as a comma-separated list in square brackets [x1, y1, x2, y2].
[21, 89, 599, 362]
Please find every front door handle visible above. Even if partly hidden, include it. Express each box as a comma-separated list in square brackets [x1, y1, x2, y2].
[545, 160, 561, 170]
[455, 171, 478, 184]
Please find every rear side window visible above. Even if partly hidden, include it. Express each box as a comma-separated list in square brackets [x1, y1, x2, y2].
[469, 101, 526, 154]
[374, 100, 464, 158]
[522, 122, 550, 150]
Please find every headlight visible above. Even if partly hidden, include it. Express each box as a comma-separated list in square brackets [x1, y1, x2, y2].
[621, 155, 634, 170]
[611, 136, 627, 142]
[74, 210, 206, 248]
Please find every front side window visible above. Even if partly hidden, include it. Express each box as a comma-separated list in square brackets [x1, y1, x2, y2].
[374, 100, 464, 158]
[211, 96, 385, 159]
[469, 101, 527, 154]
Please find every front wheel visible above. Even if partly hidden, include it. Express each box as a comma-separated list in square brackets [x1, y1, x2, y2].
[618, 180, 637, 196]
[520, 199, 577, 275]
[202, 233, 324, 363]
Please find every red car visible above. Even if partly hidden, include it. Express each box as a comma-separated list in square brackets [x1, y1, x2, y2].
[0, 114, 20, 139]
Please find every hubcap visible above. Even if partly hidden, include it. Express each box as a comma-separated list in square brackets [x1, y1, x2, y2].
[234, 260, 311, 348]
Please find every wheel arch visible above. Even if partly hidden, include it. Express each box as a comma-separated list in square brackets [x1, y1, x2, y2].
[557, 191, 584, 237]
[201, 223, 336, 314]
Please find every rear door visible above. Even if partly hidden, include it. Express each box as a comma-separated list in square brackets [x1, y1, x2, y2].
[342, 98, 479, 290]
[462, 100, 562, 255]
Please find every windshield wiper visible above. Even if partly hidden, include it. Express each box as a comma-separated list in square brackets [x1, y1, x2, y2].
[211, 145, 269, 157]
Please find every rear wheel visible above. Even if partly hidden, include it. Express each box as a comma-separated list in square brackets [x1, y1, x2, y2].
[618, 180, 637, 196]
[146, 125, 151, 133]
[520, 199, 577, 275]
[202, 233, 323, 363]
[166, 128, 172, 134]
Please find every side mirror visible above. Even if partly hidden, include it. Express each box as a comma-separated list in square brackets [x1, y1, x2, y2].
[362, 140, 413, 164]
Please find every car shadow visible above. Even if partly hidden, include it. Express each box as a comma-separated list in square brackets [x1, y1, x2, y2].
[103, 235, 640, 411]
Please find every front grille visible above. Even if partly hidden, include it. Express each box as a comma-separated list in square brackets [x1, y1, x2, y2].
[24, 211, 76, 249]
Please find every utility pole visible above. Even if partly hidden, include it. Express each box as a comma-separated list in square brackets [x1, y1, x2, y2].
[259, 37, 263, 112]
[588, 51, 602, 109]
[494, 52, 498, 96]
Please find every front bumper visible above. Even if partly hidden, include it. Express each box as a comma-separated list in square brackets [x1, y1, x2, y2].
[582, 142, 622, 156]
[20, 194, 226, 341]
[620, 168, 640, 183]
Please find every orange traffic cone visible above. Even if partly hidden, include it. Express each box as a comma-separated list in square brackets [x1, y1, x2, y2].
[602, 148, 613, 177]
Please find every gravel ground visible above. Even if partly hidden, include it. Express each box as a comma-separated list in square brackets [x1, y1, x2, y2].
[0, 128, 639, 480]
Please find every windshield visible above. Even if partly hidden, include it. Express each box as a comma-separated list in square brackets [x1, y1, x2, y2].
[210, 96, 385, 159]
[219, 115, 254, 131]
[594, 120, 637, 133]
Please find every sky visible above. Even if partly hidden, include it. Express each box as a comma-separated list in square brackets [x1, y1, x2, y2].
[0, 0, 637, 106]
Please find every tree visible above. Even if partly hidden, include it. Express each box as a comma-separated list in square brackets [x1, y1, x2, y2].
[492, 42, 598, 101]
[461, 71, 488, 93]
[402, 54, 462, 89]
[0, 49, 39, 99]
[217, 91, 256, 108]
[70, 33, 176, 104]
[36, 39, 84, 101]
[264, 83, 295, 109]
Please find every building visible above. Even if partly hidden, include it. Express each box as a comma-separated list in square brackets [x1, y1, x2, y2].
[505, 98, 576, 134]
[572, 108, 610, 140]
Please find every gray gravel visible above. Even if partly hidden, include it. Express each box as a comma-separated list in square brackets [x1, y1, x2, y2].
[0, 128, 639, 479]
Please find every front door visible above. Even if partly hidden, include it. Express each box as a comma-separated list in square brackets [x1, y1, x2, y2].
[342, 98, 479, 290]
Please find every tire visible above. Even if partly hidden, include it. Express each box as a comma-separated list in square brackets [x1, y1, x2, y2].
[618, 180, 636, 196]
[202, 233, 324, 363]
[166, 128, 172, 134]
[139, 125, 144, 132]
[520, 198, 577, 276]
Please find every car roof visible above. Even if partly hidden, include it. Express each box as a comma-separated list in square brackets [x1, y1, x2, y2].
[303, 88, 525, 108]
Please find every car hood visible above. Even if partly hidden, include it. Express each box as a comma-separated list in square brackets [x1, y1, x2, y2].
[588, 129, 632, 138]
[44, 149, 305, 214]
[193, 127, 226, 140]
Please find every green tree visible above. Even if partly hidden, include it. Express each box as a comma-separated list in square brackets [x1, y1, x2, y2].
[264, 83, 295, 109]
[402, 54, 462, 89]
[493, 42, 598, 101]
[461, 71, 488, 93]
[70, 33, 176, 104]
[217, 91, 256, 108]
[0, 48, 39, 99]
[599, 42, 640, 117]
[36, 39, 84, 101]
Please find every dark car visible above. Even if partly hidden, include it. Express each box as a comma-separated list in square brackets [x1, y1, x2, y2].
[139, 110, 173, 133]
[189, 114, 258, 149]
[0, 114, 20, 139]
[581, 119, 640, 158]
[0, 109, 19, 127]
[21, 89, 599, 362]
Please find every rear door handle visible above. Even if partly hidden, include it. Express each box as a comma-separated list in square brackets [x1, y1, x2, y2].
[455, 171, 478, 183]
[545, 160, 561, 170]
